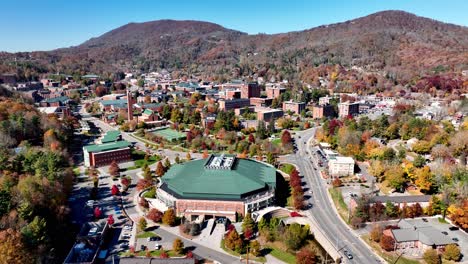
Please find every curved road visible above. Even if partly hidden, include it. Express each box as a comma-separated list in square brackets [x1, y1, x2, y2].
[282, 129, 381, 264]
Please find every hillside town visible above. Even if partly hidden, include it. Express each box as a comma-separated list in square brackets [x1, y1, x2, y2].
[1, 3, 468, 264]
[0, 65, 466, 264]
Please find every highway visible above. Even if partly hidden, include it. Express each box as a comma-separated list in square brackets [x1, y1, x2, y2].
[282, 128, 381, 264]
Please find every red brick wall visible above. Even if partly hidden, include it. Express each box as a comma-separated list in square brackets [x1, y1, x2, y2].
[91, 148, 132, 167]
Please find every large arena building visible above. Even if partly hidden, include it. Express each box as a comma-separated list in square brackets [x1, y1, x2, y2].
[156, 154, 276, 221]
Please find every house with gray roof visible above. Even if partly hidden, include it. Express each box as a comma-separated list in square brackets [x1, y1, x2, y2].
[387, 219, 454, 253]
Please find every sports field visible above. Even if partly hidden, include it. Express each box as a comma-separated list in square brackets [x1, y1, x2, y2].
[151, 128, 186, 141]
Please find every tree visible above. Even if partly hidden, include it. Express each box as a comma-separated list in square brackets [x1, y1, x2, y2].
[162, 209, 176, 226]
[137, 179, 153, 191]
[281, 130, 292, 145]
[173, 238, 184, 254]
[21, 216, 47, 247]
[94, 207, 102, 219]
[284, 223, 309, 250]
[0, 229, 33, 264]
[266, 152, 275, 165]
[156, 161, 165, 177]
[413, 155, 426, 168]
[164, 158, 171, 169]
[143, 164, 152, 180]
[224, 229, 244, 253]
[249, 240, 261, 257]
[296, 248, 316, 264]
[370, 225, 383, 242]
[242, 213, 256, 232]
[160, 251, 169, 258]
[107, 215, 115, 226]
[186, 152, 191, 161]
[186, 251, 194, 259]
[415, 166, 433, 193]
[138, 217, 147, 231]
[108, 160, 120, 177]
[147, 208, 163, 223]
[139, 197, 149, 208]
[385, 165, 406, 191]
[443, 244, 460, 261]
[332, 178, 342, 187]
[380, 235, 395, 251]
[175, 155, 181, 164]
[111, 185, 119, 196]
[385, 201, 398, 218]
[423, 249, 441, 264]
[121, 177, 131, 191]
[202, 150, 209, 159]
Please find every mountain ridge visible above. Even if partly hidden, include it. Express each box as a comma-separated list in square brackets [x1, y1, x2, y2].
[1, 10, 467, 83]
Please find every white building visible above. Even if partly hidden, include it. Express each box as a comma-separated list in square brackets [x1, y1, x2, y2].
[328, 156, 355, 177]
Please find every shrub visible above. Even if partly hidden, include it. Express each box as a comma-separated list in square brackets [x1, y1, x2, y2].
[162, 209, 176, 226]
[380, 235, 395, 251]
[147, 208, 163, 223]
[173, 238, 184, 254]
[443, 244, 460, 261]
[423, 249, 440, 264]
[296, 248, 316, 264]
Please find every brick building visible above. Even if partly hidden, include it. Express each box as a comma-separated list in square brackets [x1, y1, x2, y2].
[338, 101, 360, 118]
[249, 97, 272, 107]
[83, 141, 132, 167]
[282, 101, 306, 115]
[156, 155, 276, 221]
[255, 107, 284, 122]
[241, 82, 261, 99]
[312, 104, 335, 119]
[218, 98, 251, 111]
[266, 86, 286, 99]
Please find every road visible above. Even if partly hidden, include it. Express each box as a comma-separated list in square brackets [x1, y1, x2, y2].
[282, 128, 381, 264]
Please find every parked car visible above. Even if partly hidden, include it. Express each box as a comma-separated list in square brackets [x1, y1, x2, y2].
[123, 225, 132, 230]
[422, 218, 428, 222]
[442, 231, 448, 235]
[452, 238, 459, 242]
[147, 236, 160, 242]
[449, 226, 459, 231]
[155, 243, 161, 250]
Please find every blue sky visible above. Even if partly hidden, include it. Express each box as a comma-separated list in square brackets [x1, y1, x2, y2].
[2, 0, 467, 52]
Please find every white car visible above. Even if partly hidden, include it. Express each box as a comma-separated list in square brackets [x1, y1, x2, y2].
[123, 225, 132, 230]
[154, 243, 161, 250]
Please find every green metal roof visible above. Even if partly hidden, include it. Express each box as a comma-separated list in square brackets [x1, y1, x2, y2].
[161, 156, 276, 200]
[101, 130, 121, 143]
[83, 141, 131, 153]
[142, 109, 153, 115]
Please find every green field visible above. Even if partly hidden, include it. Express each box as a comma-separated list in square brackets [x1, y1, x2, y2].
[279, 163, 296, 174]
[152, 128, 186, 141]
[267, 246, 296, 264]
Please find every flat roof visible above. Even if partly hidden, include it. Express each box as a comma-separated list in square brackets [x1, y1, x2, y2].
[83, 141, 131, 153]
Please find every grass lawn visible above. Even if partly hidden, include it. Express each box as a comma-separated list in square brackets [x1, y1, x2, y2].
[136, 231, 159, 239]
[438, 217, 449, 224]
[362, 234, 419, 264]
[220, 239, 267, 263]
[131, 149, 161, 168]
[267, 245, 296, 264]
[329, 188, 349, 223]
[279, 163, 295, 174]
[272, 138, 281, 147]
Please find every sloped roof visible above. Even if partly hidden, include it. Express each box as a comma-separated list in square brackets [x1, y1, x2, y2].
[100, 99, 127, 106]
[101, 130, 121, 143]
[161, 156, 276, 200]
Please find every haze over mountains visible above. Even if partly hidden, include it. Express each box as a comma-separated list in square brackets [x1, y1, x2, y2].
[1, 10, 467, 82]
